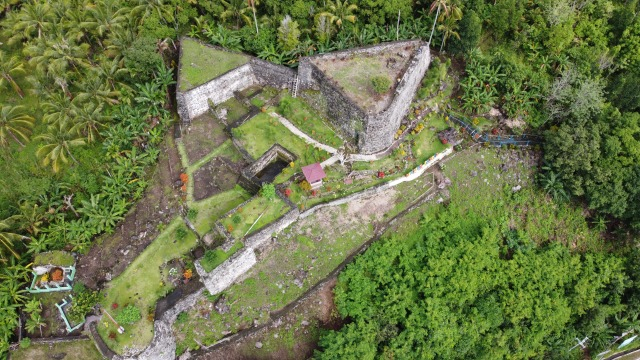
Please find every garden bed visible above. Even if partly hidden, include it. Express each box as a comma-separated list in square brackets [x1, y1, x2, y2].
[189, 186, 252, 235]
[220, 195, 291, 239]
[199, 242, 244, 272]
[192, 157, 240, 201]
[33, 251, 75, 267]
[181, 113, 229, 165]
[10, 338, 103, 360]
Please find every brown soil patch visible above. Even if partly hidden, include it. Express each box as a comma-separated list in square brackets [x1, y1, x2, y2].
[192, 157, 240, 201]
[182, 113, 229, 165]
[194, 278, 342, 360]
[75, 135, 182, 289]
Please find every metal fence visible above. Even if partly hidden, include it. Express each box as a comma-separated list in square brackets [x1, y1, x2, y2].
[446, 113, 541, 146]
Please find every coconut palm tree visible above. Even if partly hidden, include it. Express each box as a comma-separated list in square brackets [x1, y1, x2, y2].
[70, 102, 108, 143]
[12, 1, 53, 41]
[0, 105, 35, 149]
[0, 218, 30, 263]
[43, 92, 76, 127]
[131, 0, 174, 25]
[83, 0, 129, 46]
[437, 9, 462, 52]
[318, 0, 357, 29]
[35, 122, 86, 173]
[76, 75, 120, 106]
[428, 0, 456, 46]
[0, 51, 26, 98]
[220, 0, 252, 29]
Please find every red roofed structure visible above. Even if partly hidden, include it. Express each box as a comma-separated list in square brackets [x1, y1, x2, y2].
[301, 163, 326, 189]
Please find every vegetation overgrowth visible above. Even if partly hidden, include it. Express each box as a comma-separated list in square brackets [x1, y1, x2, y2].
[0, 0, 638, 357]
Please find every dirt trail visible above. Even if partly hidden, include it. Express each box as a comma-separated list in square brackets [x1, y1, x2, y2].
[75, 136, 183, 289]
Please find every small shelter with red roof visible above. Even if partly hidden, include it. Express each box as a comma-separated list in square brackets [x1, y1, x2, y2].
[302, 163, 326, 189]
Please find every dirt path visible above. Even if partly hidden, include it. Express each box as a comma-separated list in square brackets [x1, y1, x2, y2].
[75, 136, 183, 289]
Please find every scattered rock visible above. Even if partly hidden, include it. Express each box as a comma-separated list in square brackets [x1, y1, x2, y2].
[437, 197, 444, 204]
[471, 171, 478, 177]
[512, 185, 522, 192]
[293, 279, 304, 288]
[105, 272, 112, 281]
[255, 342, 263, 349]
[301, 320, 310, 326]
[214, 295, 230, 314]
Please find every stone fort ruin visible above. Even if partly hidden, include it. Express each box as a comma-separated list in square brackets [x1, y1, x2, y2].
[176, 37, 431, 155]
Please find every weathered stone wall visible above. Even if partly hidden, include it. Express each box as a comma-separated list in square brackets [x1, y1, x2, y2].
[299, 59, 366, 141]
[195, 248, 257, 295]
[359, 43, 431, 154]
[250, 58, 296, 89]
[179, 64, 257, 122]
[244, 208, 300, 249]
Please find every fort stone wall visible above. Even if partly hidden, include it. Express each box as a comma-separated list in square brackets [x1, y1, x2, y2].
[359, 43, 431, 154]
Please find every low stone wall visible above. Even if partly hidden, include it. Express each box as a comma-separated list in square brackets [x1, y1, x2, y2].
[195, 248, 257, 295]
[250, 58, 297, 89]
[178, 64, 257, 122]
[244, 208, 300, 249]
[359, 42, 431, 154]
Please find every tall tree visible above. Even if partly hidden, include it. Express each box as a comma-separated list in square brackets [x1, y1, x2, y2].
[35, 122, 86, 173]
[0, 51, 26, 98]
[0, 105, 35, 149]
[318, 0, 358, 29]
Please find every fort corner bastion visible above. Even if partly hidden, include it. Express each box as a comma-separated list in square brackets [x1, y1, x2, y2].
[176, 37, 431, 155]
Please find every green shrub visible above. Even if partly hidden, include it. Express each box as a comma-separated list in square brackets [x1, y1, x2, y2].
[278, 97, 293, 117]
[232, 214, 242, 224]
[187, 208, 198, 221]
[176, 311, 188, 324]
[371, 76, 391, 94]
[115, 304, 142, 325]
[260, 183, 276, 201]
[19, 338, 31, 349]
[176, 226, 188, 240]
[200, 249, 227, 272]
[68, 285, 99, 324]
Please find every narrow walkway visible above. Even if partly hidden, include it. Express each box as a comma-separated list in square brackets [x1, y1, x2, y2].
[269, 113, 339, 154]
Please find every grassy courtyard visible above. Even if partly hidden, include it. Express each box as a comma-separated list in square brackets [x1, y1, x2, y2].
[179, 38, 249, 91]
[97, 217, 198, 354]
[220, 195, 291, 239]
[232, 111, 331, 183]
[277, 94, 343, 148]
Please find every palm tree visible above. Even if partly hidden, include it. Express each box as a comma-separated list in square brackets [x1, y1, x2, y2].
[94, 55, 129, 91]
[12, 1, 53, 40]
[70, 102, 108, 143]
[0, 105, 35, 149]
[35, 122, 85, 173]
[131, 0, 174, 25]
[437, 9, 462, 52]
[0, 51, 26, 98]
[43, 92, 76, 127]
[0, 219, 23, 262]
[428, 0, 456, 46]
[84, 0, 129, 47]
[318, 0, 357, 28]
[76, 75, 120, 106]
[220, 0, 252, 29]
[248, 0, 259, 34]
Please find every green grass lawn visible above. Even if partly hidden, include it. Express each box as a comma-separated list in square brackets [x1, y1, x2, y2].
[190, 186, 251, 235]
[33, 250, 75, 266]
[10, 339, 103, 360]
[220, 195, 291, 238]
[199, 242, 244, 272]
[232, 111, 330, 183]
[277, 94, 343, 148]
[97, 217, 197, 354]
[218, 97, 249, 123]
[179, 38, 249, 91]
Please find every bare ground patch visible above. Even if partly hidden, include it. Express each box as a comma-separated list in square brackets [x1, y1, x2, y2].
[75, 135, 182, 289]
[193, 157, 240, 201]
[182, 113, 229, 165]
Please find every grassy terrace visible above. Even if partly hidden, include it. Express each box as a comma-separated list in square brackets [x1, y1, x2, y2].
[179, 38, 249, 91]
[33, 250, 75, 266]
[172, 167, 435, 355]
[11, 339, 103, 360]
[217, 97, 249, 123]
[220, 195, 291, 239]
[97, 217, 197, 354]
[190, 186, 252, 235]
[277, 94, 343, 148]
[232, 111, 330, 183]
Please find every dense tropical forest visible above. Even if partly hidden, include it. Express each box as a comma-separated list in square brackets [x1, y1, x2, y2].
[0, 0, 639, 358]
